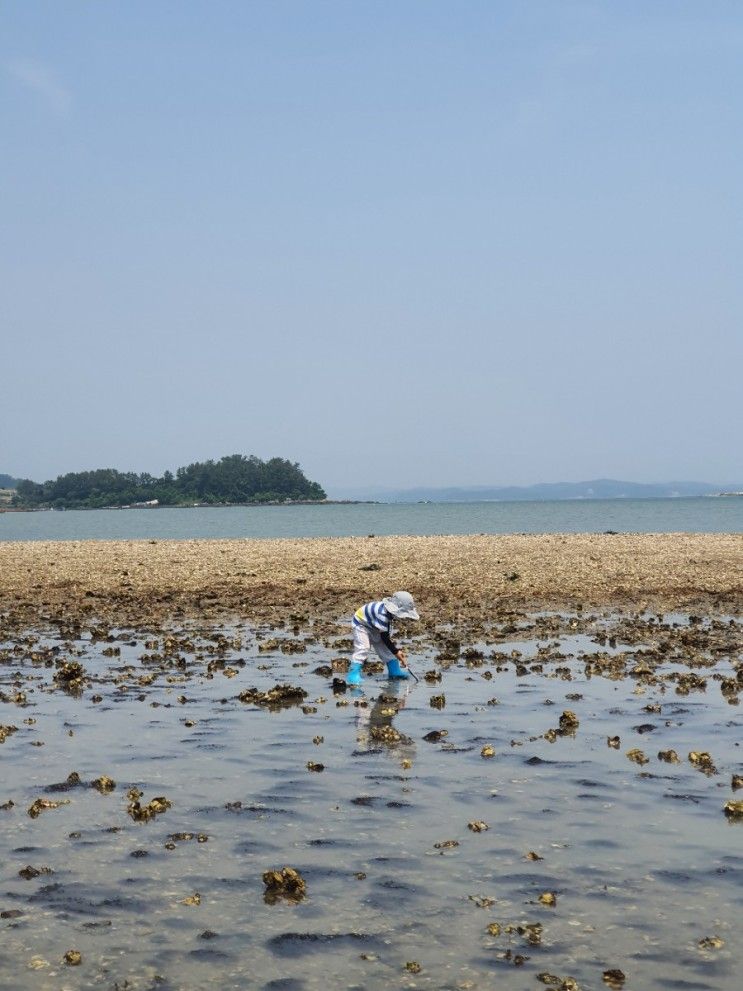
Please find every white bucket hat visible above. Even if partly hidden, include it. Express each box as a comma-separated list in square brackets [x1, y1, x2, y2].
[383, 590, 419, 620]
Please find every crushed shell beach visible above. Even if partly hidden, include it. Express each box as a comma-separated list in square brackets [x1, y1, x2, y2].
[1, 533, 742, 628]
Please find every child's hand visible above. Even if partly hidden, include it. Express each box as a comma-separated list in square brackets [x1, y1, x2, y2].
[396, 649, 407, 666]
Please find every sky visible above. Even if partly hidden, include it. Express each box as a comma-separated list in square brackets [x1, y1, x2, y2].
[2, 1, 742, 495]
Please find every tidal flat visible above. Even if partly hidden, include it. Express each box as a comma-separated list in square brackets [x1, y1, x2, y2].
[0, 535, 741, 990]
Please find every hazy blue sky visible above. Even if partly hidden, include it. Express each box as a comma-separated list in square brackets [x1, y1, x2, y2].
[3, 1, 741, 493]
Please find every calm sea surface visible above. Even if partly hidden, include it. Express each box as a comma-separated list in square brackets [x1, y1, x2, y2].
[2, 497, 742, 542]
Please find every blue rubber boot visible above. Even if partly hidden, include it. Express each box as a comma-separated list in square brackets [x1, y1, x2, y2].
[347, 662, 363, 686]
[386, 658, 409, 679]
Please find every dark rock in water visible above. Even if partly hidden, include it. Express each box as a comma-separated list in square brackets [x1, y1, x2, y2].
[267, 931, 375, 958]
[199, 930, 219, 940]
[632, 724, 656, 734]
[423, 730, 448, 742]
[19, 865, 53, 880]
[312, 665, 332, 677]
[45, 771, 84, 793]
[29, 882, 150, 916]
[190, 947, 230, 961]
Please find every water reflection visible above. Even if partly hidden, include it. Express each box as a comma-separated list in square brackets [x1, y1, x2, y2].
[355, 680, 417, 768]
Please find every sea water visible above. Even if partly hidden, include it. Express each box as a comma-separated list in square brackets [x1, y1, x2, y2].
[1, 497, 742, 542]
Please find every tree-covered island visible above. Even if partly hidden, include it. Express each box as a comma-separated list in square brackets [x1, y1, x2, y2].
[12, 454, 327, 510]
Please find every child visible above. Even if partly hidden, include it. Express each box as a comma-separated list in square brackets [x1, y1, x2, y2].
[348, 591, 420, 685]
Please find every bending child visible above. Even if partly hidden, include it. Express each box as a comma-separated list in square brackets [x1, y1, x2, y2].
[348, 591, 420, 685]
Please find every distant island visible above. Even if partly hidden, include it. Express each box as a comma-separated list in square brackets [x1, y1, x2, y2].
[7, 455, 326, 510]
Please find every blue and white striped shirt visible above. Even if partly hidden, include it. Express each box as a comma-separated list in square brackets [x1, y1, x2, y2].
[353, 600, 391, 634]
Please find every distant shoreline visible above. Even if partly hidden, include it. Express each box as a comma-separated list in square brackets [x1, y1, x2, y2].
[1, 499, 380, 513]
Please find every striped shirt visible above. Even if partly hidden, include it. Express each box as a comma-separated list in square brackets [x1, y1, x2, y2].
[353, 600, 391, 634]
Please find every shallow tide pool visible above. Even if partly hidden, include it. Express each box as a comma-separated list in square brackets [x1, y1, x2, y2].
[1, 614, 741, 991]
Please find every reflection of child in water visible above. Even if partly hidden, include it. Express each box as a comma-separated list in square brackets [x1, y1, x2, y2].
[348, 591, 419, 686]
[356, 681, 416, 767]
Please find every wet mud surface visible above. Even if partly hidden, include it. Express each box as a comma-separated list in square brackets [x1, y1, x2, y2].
[1, 595, 742, 990]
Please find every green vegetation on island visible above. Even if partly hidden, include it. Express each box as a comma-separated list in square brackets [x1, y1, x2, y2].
[12, 455, 326, 510]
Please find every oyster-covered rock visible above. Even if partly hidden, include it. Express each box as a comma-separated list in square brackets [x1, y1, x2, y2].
[0, 725, 18, 744]
[91, 776, 116, 794]
[238, 684, 308, 708]
[625, 748, 649, 765]
[53, 661, 86, 692]
[262, 866, 306, 903]
[688, 751, 717, 775]
[657, 749, 680, 763]
[27, 798, 69, 818]
[602, 969, 626, 988]
[698, 936, 724, 950]
[127, 792, 172, 822]
[723, 800, 743, 820]
[559, 710, 579, 731]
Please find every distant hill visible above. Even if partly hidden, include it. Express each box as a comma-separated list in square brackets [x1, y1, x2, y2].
[0, 474, 18, 489]
[329, 479, 740, 503]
